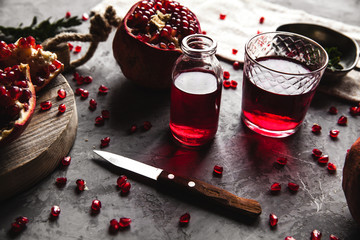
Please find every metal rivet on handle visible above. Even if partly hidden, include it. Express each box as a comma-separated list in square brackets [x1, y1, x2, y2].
[188, 181, 195, 187]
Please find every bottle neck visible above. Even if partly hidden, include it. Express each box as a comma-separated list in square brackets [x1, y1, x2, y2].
[181, 34, 217, 58]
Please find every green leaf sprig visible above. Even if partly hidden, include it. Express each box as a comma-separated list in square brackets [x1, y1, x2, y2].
[325, 47, 344, 71]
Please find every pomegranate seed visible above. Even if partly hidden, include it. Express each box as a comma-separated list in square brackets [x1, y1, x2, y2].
[276, 157, 287, 166]
[219, 14, 226, 20]
[288, 182, 299, 192]
[74, 45, 82, 53]
[84, 76, 93, 84]
[91, 199, 102, 212]
[51, 205, 61, 217]
[101, 137, 110, 147]
[329, 234, 339, 240]
[270, 182, 281, 192]
[223, 71, 230, 80]
[257, 30, 262, 34]
[328, 106, 338, 114]
[109, 219, 120, 232]
[233, 61, 241, 70]
[329, 129, 339, 138]
[318, 155, 329, 164]
[284, 237, 296, 240]
[76, 179, 87, 191]
[223, 80, 231, 88]
[311, 229, 322, 240]
[312, 149, 322, 158]
[61, 156, 71, 166]
[259, 16, 265, 24]
[81, 89, 89, 99]
[40, 101, 52, 111]
[143, 121, 152, 131]
[68, 42, 74, 51]
[119, 217, 131, 228]
[101, 109, 110, 119]
[58, 104, 66, 113]
[117, 175, 128, 188]
[201, 30, 207, 35]
[65, 11, 71, 18]
[327, 163, 337, 173]
[56, 177, 67, 186]
[95, 116, 105, 126]
[57, 88, 67, 99]
[232, 49, 238, 55]
[15, 216, 29, 225]
[11, 222, 23, 232]
[230, 80, 238, 89]
[75, 87, 84, 95]
[337, 115, 347, 125]
[99, 84, 109, 94]
[89, 99, 97, 110]
[179, 213, 191, 225]
[269, 213, 278, 227]
[349, 106, 359, 116]
[213, 165, 223, 176]
[129, 124, 137, 133]
[312, 123, 322, 134]
[76, 76, 84, 85]
[121, 181, 131, 194]
[82, 13, 89, 21]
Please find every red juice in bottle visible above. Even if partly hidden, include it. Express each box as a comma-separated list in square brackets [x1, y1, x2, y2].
[170, 70, 222, 146]
[241, 56, 317, 137]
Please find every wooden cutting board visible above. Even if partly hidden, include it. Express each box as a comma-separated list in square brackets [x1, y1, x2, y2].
[0, 74, 78, 201]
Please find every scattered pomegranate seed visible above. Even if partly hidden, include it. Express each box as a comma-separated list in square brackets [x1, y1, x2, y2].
[288, 182, 299, 192]
[257, 30, 262, 34]
[117, 175, 128, 188]
[312, 149, 322, 159]
[100, 137, 110, 148]
[223, 80, 231, 88]
[51, 205, 61, 217]
[109, 219, 120, 232]
[16, 216, 29, 225]
[119, 217, 131, 228]
[91, 199, 102, 212]
[82, 13, 89, 21]
[284, 237, 296, 240]
[11, 216, 29, 232]
[58, 104, 66, 113]
[327, 163, 337, 173]
[276, 157, 287, 166]
[84, 76, 93, 84]
[328, 106, 338, 114]
[219, 14, 227, 20]
[101, 110, 110, 119]
[57, 88, 67, 99]
[311, 229, 322, 240]
[129, 124, 137, 133]
[329, 234, 339, 240]
[312, 124, 322, 134]
[81, 89, 89, 99]
[95, 116, 105, 126]
[40, 101, 52, 111]
[349, 106, 359, 116]
[89, 99, 97, 110]
[201, 31, 207, 35]
[143, 121, 152, 131]
[68, 42, 73, 51]
[337, 115, 347, 125]
[329, 129, 339, 138]
[61, 156, 71, 166]
[74, 45, 82, 53]
[99, 84, 109, 94]
[65, 11, 71, 18]
[269, 213, 278, 227]
[230, 80, 238, 89]
[213, 165, 223, 176]
[270, 182, 281, 192]
[232, 49, 238, 55]
[233, 61, 241, 70]
[259, 16, 265, 24]
[56, 177, 67, 186]
[121, 181, 131, 194]
[76, 179, 87, 191]
[223, 71, 230, 80]
[179, 213, 191, 225]
[75, 87, 84, 95]
[318, 155, 329, 164]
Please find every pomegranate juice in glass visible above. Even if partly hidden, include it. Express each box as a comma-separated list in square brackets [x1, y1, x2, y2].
[170, 34, 223, 146]
[242, 32, 328, 138]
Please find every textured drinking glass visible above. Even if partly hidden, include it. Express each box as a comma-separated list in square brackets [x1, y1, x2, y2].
[241, 32, 328, 138]
[170, 34, 223, 146]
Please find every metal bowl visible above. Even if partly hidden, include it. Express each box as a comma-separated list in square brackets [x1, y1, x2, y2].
[276, 23, 359, 82]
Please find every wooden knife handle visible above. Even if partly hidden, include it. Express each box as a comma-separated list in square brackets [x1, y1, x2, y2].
[157, 170, 262, 218]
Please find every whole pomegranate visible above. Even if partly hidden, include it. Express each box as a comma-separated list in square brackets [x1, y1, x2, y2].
[0, 64, 36, 146]
[0, 36, 64, 92]
[343, 137, 360, 226]
[113, 0, 201, 89]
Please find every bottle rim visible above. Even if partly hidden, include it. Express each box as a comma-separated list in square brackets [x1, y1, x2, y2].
[181, 34, 217, 56]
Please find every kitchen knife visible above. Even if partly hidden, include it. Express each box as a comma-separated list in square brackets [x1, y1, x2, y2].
[93, 150, 262, 218]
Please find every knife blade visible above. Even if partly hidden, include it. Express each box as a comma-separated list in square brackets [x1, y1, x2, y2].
[93, 150, 262, 218]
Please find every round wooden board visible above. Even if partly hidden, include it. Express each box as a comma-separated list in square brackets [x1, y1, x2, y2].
[0, 74, 78, 201]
